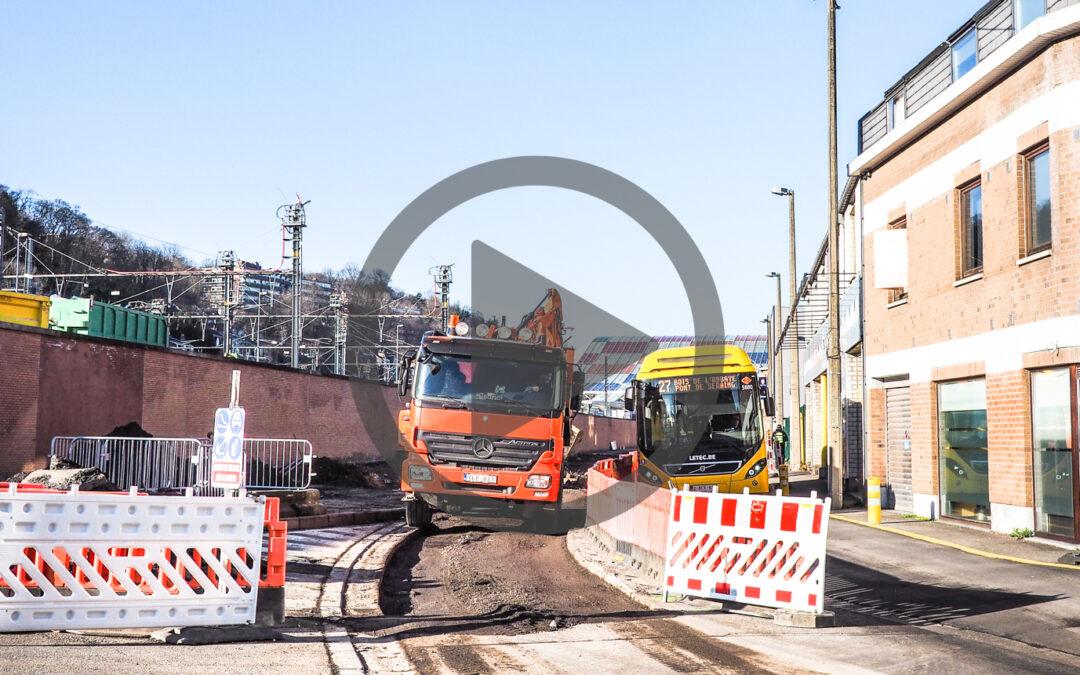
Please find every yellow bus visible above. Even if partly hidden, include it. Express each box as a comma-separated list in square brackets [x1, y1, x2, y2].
[623, 344, 772, 493]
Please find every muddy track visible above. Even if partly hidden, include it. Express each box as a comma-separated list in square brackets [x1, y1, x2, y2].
[371, 514, 791, 673]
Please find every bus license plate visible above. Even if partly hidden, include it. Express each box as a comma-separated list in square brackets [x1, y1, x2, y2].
[463, 473, 498, 485]
[688, 484, 714, 493]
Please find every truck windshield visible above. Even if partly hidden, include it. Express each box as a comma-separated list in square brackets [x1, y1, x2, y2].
[641, 374, 763, 466]
[415, 353, 564, 416]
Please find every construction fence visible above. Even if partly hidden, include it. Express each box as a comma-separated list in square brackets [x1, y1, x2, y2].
[49, 436, 314, 493]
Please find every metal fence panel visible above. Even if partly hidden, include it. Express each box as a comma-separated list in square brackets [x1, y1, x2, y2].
[50, 436, 314, 494]
[49, 437, 203, 492]
[197, 439, 315, 494]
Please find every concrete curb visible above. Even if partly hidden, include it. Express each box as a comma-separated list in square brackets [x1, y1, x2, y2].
[285, 508, 404, 532]
[566, 526, 827, 628]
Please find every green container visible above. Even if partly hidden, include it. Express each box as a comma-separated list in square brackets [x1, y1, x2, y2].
[48, 296, 92, 334]
[88, 302, 168, 347]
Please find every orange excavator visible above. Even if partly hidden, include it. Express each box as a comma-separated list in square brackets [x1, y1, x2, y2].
[395, 289, 583, 529]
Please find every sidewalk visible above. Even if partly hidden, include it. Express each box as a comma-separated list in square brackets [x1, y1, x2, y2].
[788, 474, 1078, 565]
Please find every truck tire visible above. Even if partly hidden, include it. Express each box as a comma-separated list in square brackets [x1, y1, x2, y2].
[405, 497, 433, 530]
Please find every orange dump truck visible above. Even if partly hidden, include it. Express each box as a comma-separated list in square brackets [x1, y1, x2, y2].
[395, 290, 583, 529]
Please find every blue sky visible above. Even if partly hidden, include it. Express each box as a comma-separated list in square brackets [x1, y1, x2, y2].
[3, 1, 974, 335]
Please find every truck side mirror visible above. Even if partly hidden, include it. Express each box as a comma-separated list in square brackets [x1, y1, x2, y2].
[623, 386, 635, 411]
[397, 349, 417, 396]
[570, 370, 585, 410]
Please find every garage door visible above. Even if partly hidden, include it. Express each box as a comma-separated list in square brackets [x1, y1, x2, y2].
[885, 386, 913, 512]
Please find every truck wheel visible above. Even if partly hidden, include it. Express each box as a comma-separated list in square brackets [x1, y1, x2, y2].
[405, 497, 433, 530]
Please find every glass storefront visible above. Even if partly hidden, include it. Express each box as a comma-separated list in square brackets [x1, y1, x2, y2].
[938, 379, 990, 522]
[1031, 368, 1075, 538]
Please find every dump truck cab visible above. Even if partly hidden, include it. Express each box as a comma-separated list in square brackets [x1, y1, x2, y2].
[396, 290, 582, 529]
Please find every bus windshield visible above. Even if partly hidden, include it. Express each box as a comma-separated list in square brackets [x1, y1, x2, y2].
[641, 373, 763, 471]
[415, 352, 564, 417]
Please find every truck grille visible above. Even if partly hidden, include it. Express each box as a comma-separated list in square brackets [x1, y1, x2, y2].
[421, 432, 549, 470]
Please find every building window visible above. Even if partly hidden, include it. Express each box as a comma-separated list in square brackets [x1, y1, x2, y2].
[1031, 368, 1074, 538]
[939, 379, 990, 522]
[1015, 0, 1046, 32]
[959, 182, 983, 276]
[887, 93, 905, 131]
[888, 216, 908, 303]
[1026, 145, 1052, 254]
[952, 28, 977, 80]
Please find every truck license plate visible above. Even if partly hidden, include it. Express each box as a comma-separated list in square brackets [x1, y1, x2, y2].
[463, 473, 498, 485]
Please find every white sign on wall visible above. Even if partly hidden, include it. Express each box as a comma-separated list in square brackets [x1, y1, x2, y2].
[873, 229, 908, 289]
[210, 406, 246, 490]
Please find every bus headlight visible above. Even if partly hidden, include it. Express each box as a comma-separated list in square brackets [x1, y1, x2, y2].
[640, 468, 662, 485]
[408, 465, 433, 482]
[745, 459, 768, 479]
[526, 474, 552, 489]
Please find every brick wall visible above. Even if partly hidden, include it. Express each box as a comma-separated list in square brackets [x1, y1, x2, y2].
[0, 328, 41, 471]
[909, 382, 938, 498]
[986, 370, 1034, 508]
[0, 324, 633, 476]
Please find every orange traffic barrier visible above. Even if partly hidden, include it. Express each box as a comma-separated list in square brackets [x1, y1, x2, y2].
[260, 497, 287, 588]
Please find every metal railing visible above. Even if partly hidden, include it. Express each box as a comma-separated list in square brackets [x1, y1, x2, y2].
[49, 436, 203, 492]
[50, 436, 315, 493]
[209, 438, 315, 491]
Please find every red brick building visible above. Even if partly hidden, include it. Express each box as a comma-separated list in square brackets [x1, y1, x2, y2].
[855, 0, 1080, 540]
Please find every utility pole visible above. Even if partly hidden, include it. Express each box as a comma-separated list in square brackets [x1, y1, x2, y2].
[771, 187, 802, 469]
[214, 251, 237, 357]
[394, 323, 404, 383]
[826, 0, 844, 506]
[331, 291, 348, 376]
[762, 315, 774, 418]
[431, 265, 453, 333]
[766, 272, 785, 427]
[280, 197, 310, 369]
[603, 355, 610, 417]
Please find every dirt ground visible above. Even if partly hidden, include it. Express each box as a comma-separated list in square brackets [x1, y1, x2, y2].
[379, 513, 647, 637]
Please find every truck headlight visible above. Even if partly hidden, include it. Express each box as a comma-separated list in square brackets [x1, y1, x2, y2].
[408, 465, 433, 482]
[526, 474, 552, 489]
[745, 459, 768, 478]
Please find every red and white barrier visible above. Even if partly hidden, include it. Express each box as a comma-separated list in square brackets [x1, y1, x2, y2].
[663, 488, 831, 614]
[0, 484, 265, 632]
[586, 467, 669, 559]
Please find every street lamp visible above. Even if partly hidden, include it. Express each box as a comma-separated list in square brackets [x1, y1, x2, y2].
[772, 186, 803, 469]
[765, 273, 784, 428]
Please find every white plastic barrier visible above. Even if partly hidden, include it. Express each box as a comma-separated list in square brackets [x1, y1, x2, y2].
[0, 486, 264, 632]
[663, 489, 831, 614]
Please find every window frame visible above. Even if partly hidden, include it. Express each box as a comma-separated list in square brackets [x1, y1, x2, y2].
[887, 93, 905, 131]
[1028, 365, 1079, 542]
[1024, 142, 1052, 256]
[951, 28, 977, 81]
[887, 215, 909, 304]
[1014, 0, 1047, 32]
[937, 377, 991, 524]
[958, 180, 984, 278]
